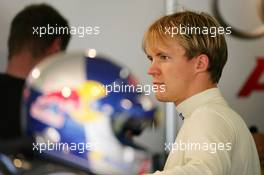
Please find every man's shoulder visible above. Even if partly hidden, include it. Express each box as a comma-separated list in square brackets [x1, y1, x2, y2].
[0, 73, 25, 103]
[0, 73, 25, 85]
[182, 103, 237, 141]
[0, 73, 25, 139]
[190, 101, 247, 135]
[192, 101, 240, 123]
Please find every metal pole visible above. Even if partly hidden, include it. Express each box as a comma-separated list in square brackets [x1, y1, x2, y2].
[164, 0, 183, 152]
[166, 0, 179, 15]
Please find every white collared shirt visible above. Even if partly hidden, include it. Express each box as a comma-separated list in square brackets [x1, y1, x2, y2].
[147, 88, 260, 175]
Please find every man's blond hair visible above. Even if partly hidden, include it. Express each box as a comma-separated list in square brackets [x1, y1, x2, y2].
[143, 11, 228, 83]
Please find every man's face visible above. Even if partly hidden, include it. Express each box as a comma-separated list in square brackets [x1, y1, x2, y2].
[146, 39, 196, 104]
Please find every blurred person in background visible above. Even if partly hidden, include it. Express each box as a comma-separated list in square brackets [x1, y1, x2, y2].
[0, 3, 71, 140]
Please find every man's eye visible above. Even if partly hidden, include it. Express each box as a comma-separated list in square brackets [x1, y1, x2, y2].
[160, 55, 169, 60]
[147, 56, 153, 62]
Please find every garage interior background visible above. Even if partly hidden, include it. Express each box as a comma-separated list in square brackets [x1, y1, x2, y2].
[0, 0, 263, 154]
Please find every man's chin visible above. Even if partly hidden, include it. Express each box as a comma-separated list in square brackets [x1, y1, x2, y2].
[155, 93, 170, 102]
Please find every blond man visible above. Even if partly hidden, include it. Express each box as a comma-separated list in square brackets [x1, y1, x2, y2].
[143, 11, 261, 175]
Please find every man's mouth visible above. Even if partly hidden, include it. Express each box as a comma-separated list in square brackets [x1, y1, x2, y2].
[153, 82, 164, 85]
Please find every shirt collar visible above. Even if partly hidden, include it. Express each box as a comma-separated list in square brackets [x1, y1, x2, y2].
[176, 88, 226, 119]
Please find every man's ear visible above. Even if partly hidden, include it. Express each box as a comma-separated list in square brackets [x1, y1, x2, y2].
[194, 54, 209, 73]
[46, 37, 62, 55]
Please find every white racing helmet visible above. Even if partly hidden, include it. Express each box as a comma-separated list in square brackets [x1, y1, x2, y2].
[22, 51, 158, 175]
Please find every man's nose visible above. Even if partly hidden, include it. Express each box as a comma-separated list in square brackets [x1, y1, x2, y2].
[147, 60, 160, 77]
